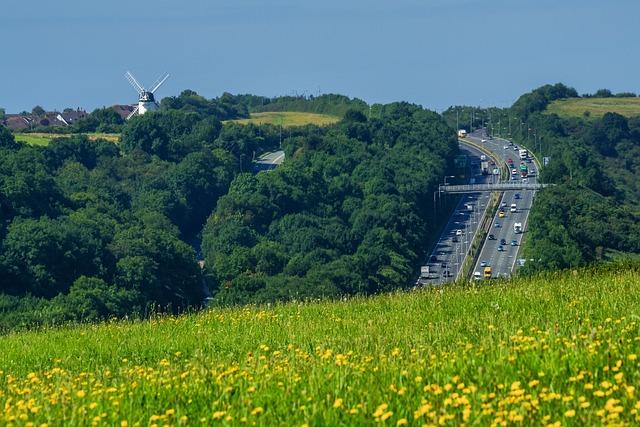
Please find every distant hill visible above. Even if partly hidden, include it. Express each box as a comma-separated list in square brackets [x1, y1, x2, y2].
[0, 263, 639, 424]
[235, 93, 369, 117]
[546, 97, 640, 118]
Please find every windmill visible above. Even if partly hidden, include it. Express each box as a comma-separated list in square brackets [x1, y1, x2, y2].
[124, 71, 170, 120]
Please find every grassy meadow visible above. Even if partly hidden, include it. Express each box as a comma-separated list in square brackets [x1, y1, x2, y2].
[1, 266, 640, 425]
[546, 97, 640, 119]
[229, 111, 340, 127]
[13, 132, 120, 146]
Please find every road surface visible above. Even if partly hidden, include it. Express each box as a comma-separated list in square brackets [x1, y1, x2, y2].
[418, 141, 496, 285]
[468, 130, 539, 280]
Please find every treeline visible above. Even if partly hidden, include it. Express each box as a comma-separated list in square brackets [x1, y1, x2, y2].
[0, 108, 285, 330]
[15, 90, 250, 135]
[500, 84, 640, 272]
[235, 94, 370, 117]
[201, 105, 458, 304]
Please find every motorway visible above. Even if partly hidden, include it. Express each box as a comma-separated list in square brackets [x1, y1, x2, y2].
[468, 130, 538, 279]
[418, 142, 497, 285]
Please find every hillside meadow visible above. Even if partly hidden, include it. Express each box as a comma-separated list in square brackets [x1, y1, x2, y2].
[227, 111, 339, 127]
[12, 132, 120, 146]
[1, 265, 640, 426]
[545, 97, 640, 119]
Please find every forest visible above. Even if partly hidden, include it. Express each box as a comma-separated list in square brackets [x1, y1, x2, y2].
[0, 94, 457, 329]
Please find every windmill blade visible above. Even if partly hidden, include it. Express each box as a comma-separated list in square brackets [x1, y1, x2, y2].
[149, 73, 170, 94]
[126, 105, 140, 120]
[125, 71, 144, 95]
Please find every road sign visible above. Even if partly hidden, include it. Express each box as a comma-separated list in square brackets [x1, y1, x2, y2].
[543, 157, 550, 166]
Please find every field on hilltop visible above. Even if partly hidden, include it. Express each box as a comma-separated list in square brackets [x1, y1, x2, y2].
[13, 132, 120, 146]
[228, 111, 340, 127]
[1, 265, 640, 425]
[546, 97, 640, 118]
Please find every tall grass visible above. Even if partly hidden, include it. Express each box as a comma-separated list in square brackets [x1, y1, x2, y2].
[546, 97, 640, 118]
[228, 112, 339, 128]
[1, 266, 639, 425]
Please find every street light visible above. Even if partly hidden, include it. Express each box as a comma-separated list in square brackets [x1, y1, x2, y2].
[444, 175, 456, 186]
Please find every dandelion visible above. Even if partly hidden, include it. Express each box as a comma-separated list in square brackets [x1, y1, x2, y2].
[397, 418, 408, 426]
[333, 398, 343, 408]
[251, 407, 264, 416]
[565, 410, 575, 417]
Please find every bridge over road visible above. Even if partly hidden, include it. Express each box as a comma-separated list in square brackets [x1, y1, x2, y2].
[439, 182, 550, 194]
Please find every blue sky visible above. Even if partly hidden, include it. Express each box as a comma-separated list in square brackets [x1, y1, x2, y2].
[1, 0, 637, 113]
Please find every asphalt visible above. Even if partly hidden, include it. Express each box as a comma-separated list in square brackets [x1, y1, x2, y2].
[418, 142, 497, 285]
[468, 130, 538, 280]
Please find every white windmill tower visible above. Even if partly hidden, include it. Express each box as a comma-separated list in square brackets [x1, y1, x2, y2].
[124, 71, 170, 120]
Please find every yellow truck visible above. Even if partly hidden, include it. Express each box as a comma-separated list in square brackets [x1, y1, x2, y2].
[483, 266, 492, 279]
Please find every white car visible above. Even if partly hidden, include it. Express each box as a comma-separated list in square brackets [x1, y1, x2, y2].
[473, 271, 482, 280]
[455, 229, 463, 236]
[503, 145, 509, 149]
[481, 139, 487, 143]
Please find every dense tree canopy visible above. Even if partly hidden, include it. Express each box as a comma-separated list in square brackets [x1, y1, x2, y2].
[201, 102, 457, 304]
[0, 97, 459, 329]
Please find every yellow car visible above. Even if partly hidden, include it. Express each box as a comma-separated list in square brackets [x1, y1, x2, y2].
[498, 211, 506, 218]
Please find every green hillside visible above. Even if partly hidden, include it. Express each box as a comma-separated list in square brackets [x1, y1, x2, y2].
[1, 265, 639, 425]
[228, 111, 339, 127]
[546, 97, 640, 118]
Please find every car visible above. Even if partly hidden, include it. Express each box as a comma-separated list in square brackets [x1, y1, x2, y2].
[498, 211, 505, 218]
[497, 245, 505, 252]
[455, 229, 463, 236]
[488, 234, 496, 240]
[481, 139, 487, 143]
[500, 238, 507, 245]
[480, 261, 488, 267]
[495, 222, 501, 228]
[473, 271, 482, 280]
[511, 240, 518, 246]
[500, 202, 507, 208]
[514, 193, 521, 200]
[511, 175, 518, 180]
[522, 178, 529, 183]
[429, 255, 438, 263]
[441, 262, 447, 268]
[503, 145, 509, 149]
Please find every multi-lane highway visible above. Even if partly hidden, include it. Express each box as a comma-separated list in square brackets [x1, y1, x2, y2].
[468, 130, 538, 279]
[418, 142, 496, 285]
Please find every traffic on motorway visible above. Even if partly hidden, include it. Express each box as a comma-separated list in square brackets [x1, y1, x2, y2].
[468, 130, 538, 280]
[417, 143, 495, 285]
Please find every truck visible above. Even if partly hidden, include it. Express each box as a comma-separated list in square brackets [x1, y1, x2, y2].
[483, 266, 492, 279]
[420, 265, 430, 278]
[514, 222, 523, 233]
[519, 149, 528, 160]
[458, 129, 467, 138]
[519, 163, 528, 177]
[480, 160, 489, 175]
